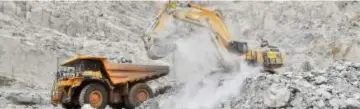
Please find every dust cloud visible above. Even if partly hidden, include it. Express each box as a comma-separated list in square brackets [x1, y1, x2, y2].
[156, 24, 262, 109]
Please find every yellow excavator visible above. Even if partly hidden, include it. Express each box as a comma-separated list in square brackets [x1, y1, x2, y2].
[141, 1, 284, 72]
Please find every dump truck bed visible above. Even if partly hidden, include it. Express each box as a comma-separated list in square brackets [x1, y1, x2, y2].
[106, 63, 169, 84]
[60, 54, 170, 85]
[108, 63, 169, 72]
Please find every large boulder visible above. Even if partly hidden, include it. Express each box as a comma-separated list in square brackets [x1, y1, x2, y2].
[263, 84, 291, 108]
[5, 92, 45, 105]
[345, 98, 360, 109]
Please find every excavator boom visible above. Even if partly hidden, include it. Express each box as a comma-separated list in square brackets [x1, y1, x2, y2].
[143, 1, 248, 60]
[142, 1, 284, 71]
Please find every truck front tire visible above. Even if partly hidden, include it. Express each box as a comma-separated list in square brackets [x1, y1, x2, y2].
[79, 83, 108, 109]
[125, 83, 154, 109]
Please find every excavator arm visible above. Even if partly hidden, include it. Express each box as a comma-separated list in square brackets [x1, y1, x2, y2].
[143, 1, 248, 60]
[142, 1, 284, 71]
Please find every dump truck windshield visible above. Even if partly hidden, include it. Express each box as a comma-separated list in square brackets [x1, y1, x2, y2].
[56, 66, 75, 80]
[57, 60, 102, 79]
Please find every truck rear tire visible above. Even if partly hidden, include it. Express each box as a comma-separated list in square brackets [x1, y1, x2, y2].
[79, 83, 108, 109]
[125, 83, 154, 109]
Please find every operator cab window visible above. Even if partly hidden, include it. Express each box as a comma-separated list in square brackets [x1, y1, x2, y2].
[74, 60, 101, 72]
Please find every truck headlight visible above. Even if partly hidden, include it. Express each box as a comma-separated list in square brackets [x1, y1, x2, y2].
[82, 71, 92, 76]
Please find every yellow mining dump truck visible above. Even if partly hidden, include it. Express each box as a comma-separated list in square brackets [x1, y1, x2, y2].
[50, 54, 169, 109]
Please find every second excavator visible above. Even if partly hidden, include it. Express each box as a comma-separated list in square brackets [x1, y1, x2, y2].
[141, 1, 284, 72]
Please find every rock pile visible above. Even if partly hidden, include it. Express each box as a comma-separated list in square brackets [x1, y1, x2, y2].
[138, 61, 360, 109]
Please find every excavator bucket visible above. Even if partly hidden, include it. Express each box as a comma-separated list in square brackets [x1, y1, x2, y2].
[228, 41, 248, 55]
[144, 36, 177, 60]
[142, 1, 190, 60]
[140, 1, 178, 60]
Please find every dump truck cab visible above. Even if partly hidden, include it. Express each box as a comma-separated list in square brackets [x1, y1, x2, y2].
[51, 54, 169, 109]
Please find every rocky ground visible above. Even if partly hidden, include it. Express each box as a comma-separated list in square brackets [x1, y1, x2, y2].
[0, 1, 162, 109]
[139, 61, 360, 109]
[0, 1, 359, 109]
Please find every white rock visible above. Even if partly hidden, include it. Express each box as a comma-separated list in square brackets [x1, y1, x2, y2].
[290, 95, 303, 108]
[354, 93, 360, 100]
[282, 72, 294, 77]
[315, 88, 332, 99]
[81, 104, 95, 109]
[316, 100, 325, 108]
[345, 98, 360, 109]
[329, 98, 345, 108]
[335, 65, 346, 71]
[315, 69, 326, 75]
[264, 85, 290, 108]
[352, 63, 360, 68]
[314, 76, 327, 85]
[6, 92, 44, 105]
[344, 61, 353, 66]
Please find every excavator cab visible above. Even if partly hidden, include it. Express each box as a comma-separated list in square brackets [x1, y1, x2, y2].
[263, 46, 284, 69]
[245, 42, 284, 70]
